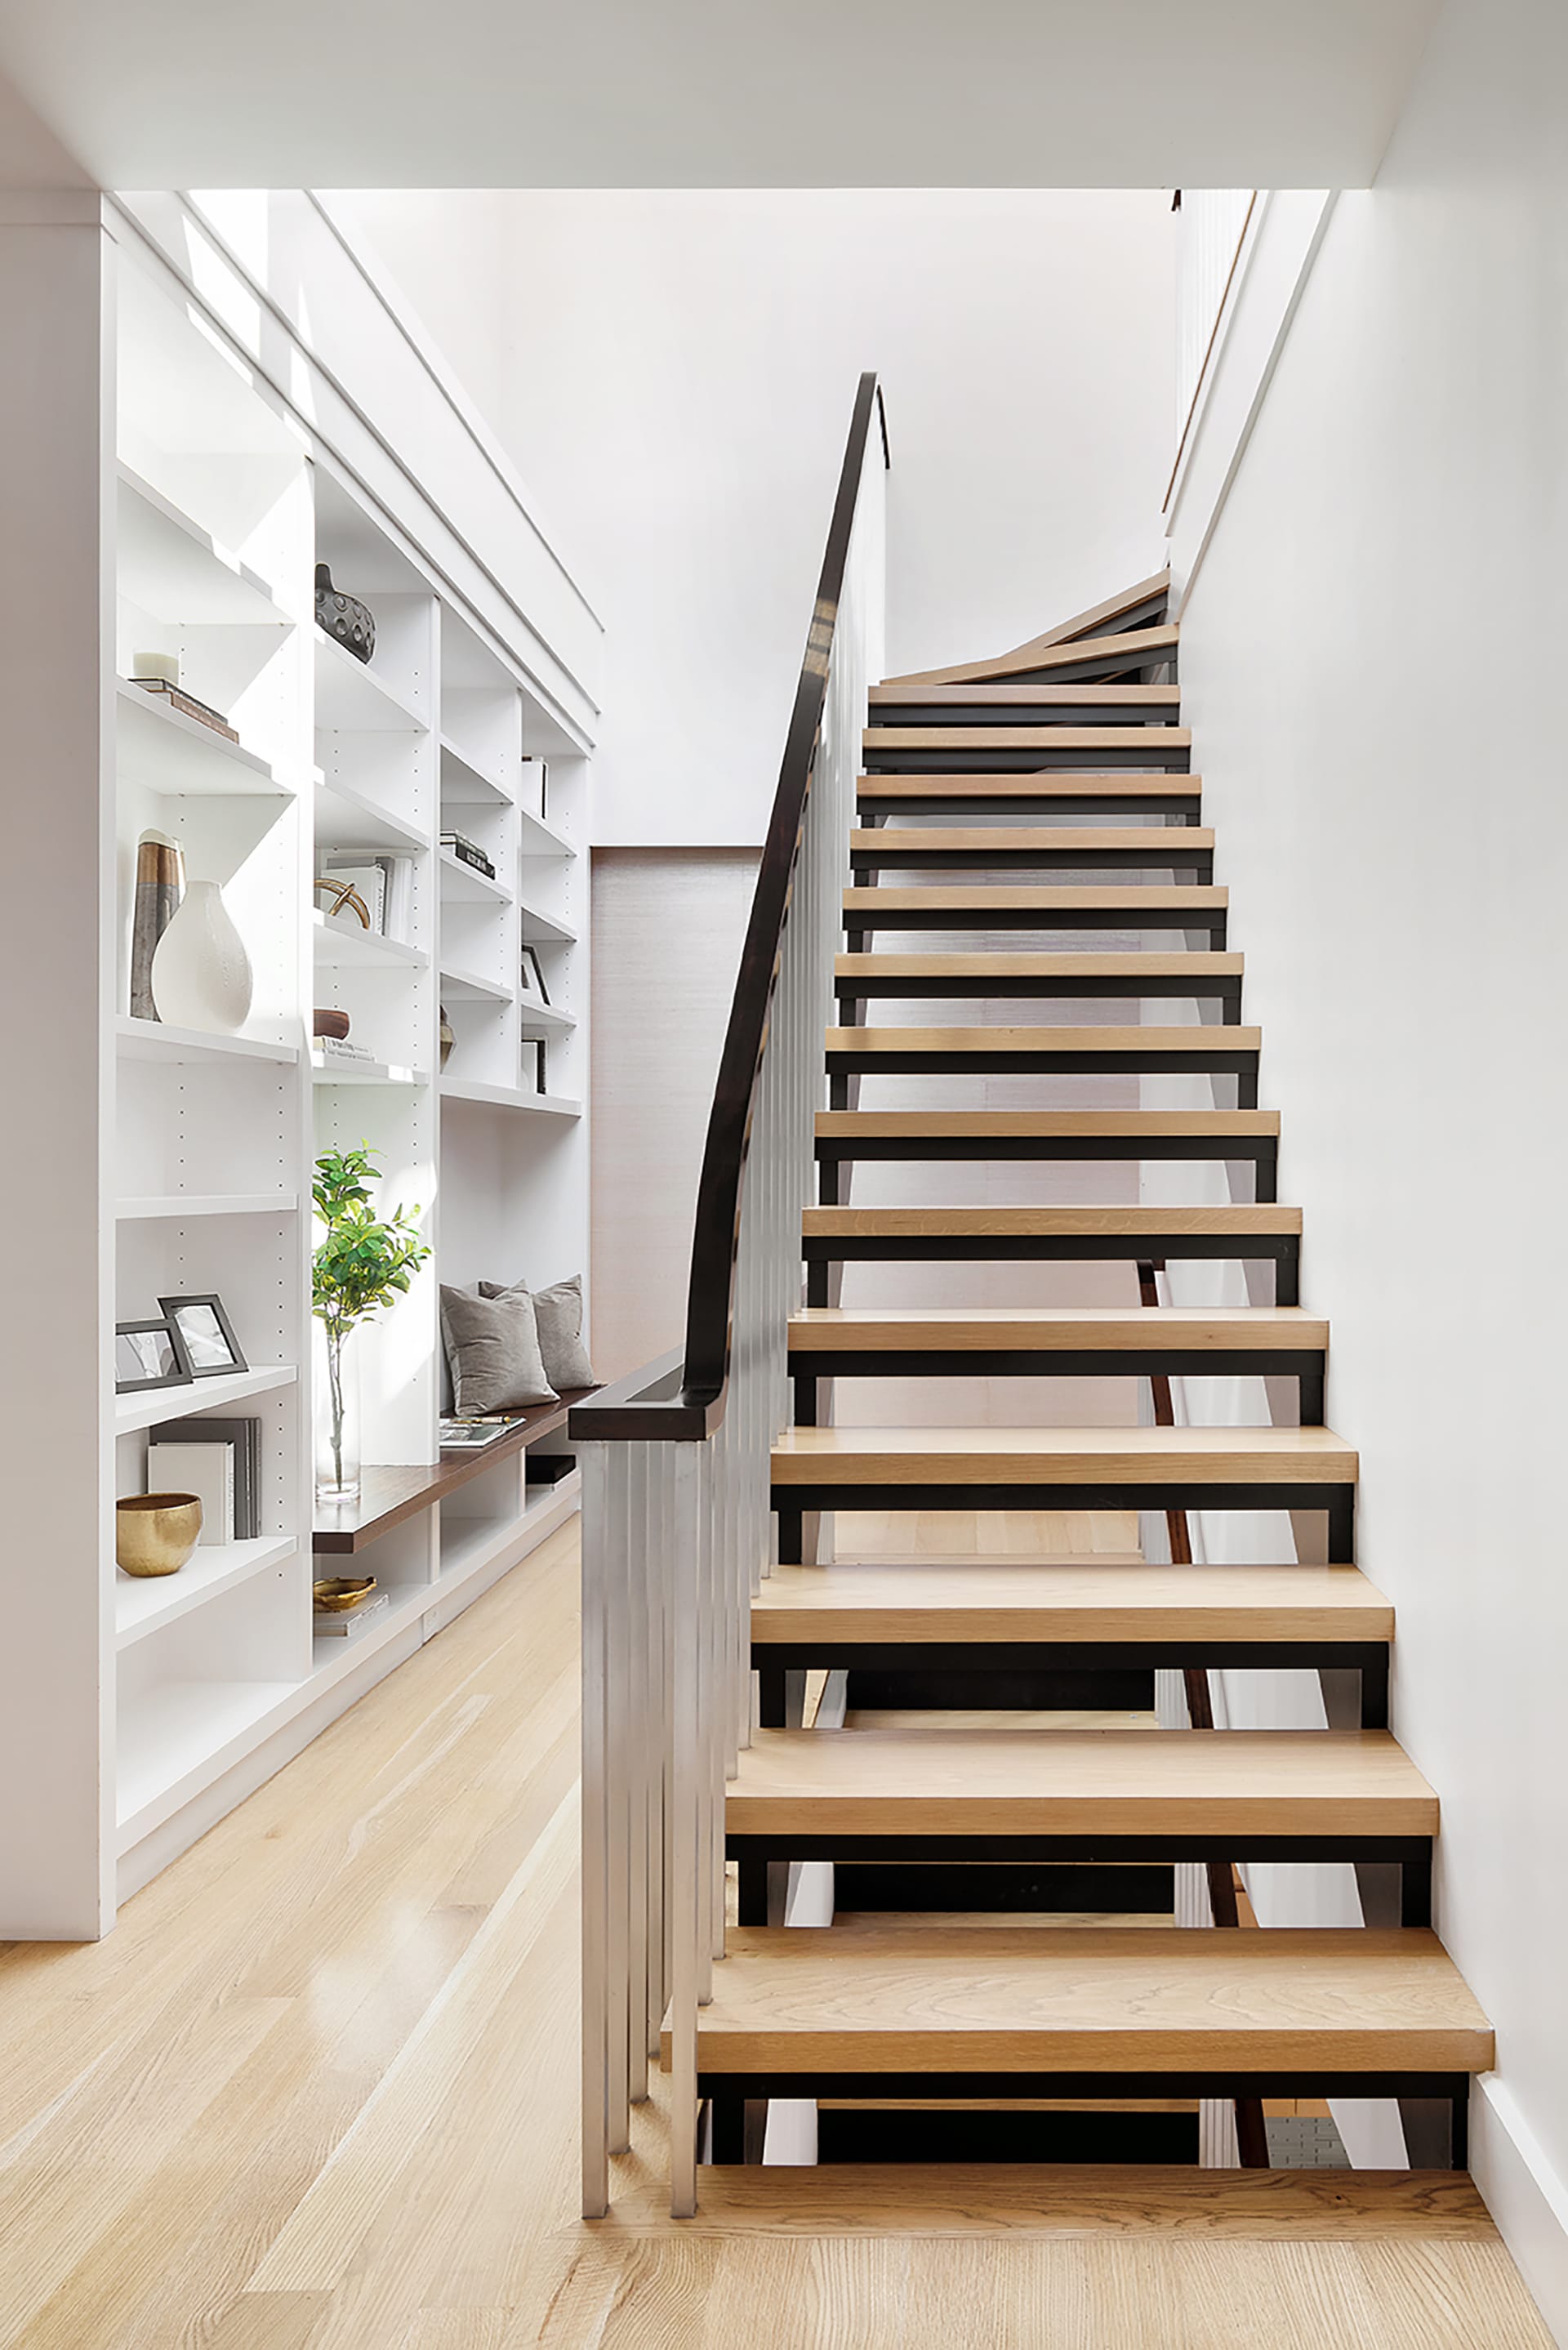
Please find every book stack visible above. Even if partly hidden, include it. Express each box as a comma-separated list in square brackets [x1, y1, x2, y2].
[439, 830, 496, 881]
[314, 1590, 392, 1639]
[322, 854, 416, 943]
[314, 1036, 379, 1068]
[147, 1416, 261, 1542]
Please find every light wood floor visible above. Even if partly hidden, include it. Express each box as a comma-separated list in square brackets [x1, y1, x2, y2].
[0, 1522, 1550, 2349]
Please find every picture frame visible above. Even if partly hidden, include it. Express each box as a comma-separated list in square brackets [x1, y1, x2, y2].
[158, 1293, 248, 1379]
[522, 1037, 547, 1095]
[115, 1315, 194, 1395]
[519, 945, 550, 1006]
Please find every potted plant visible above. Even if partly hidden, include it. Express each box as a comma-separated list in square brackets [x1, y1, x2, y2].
[312, 1144, 430, 1501]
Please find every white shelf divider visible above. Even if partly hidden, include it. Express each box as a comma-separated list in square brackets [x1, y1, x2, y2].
[439, 734, 511, 803]
[439, 1074, 582, 1117]
[117, 1014, 301, 1068]
[314, 628, 428, 734]
[312, 911, 430, 971]
[115, 1363, 298, 1437]
[117, 464, 292, 626]
[116, 678, 295, 799]
[519, 807, 575, 857]
[117, 1193, 298, 1220]
[314, 768, 430, 854]
[439, 847, 513, 903]
[518, 901, 578, 944]
[311, 1053, 430, 1086]
[440, 964, 514, 1003]
[115, 1536, 299, 1650]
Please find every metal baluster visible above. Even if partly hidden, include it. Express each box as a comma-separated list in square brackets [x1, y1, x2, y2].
[580, 1440, 611, 2218]
[669, 1440, 702, 2215]
[605, 1440, 632, 2154]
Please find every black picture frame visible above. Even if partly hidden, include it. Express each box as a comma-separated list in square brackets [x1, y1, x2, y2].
[158, 1292, 248, 1379]
[115, 1315, 194, 1395]
[519, 945, 550, 1006]
[522, 1037, 547, 1095]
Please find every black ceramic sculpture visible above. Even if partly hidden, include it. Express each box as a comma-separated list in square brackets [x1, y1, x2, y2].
[314, 563, 376, 664]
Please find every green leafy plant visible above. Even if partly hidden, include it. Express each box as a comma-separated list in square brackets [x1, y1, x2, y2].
[312, 1144, 430, 1492]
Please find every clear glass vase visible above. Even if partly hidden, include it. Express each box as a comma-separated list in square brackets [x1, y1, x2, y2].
[314, 1320, 361, 1501]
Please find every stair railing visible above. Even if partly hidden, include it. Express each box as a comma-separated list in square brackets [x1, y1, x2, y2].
[569, 374, 889, 2218]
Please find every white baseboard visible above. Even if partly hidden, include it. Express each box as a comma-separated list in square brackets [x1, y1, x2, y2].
[1472, 2076, 1568, 2346]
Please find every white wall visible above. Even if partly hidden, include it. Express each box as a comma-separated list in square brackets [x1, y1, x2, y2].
[345, 190, 1174, 846]
[1173, 0, 1568, 2322]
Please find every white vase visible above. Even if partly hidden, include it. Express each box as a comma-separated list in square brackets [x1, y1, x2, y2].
[150, 878, 252, 1034]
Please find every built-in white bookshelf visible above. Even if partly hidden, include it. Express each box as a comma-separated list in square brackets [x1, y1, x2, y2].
[2, 190, 601, 1938]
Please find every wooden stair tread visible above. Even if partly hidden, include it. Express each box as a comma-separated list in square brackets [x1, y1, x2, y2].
[805, 1201, 1295, 1233]
[604, 2162, 1500, 2237]
[879, 573, 1173, 689]
[680, 1926, 1492, 2074]
[773, 1426, 1357, 1487]
[844, 885, 1224, 911]
[836, 952, 1242, 978]
[752, 1560, 1391, 1643]
[859, 772, 1199, 797]
[865, 726, 1193, 751]
[813, 1116, 1281, 1142]
[825, 1025, 1261, 1053]
[868, 685, 1181, 709]
[727, 1728, 1433, 1835]
[850, 827, 1210, 852]
[865, 622, 1178, 693]
[787, 1306, 1325, 1351]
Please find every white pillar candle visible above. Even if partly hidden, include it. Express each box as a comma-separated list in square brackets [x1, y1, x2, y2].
[134, 649, 180, 685]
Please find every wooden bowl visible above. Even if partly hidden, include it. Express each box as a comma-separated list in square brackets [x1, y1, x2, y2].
[313, 1007, 352, 1041]
[313, 1575, 377, 1614]
[117, 1492, 203, 1578]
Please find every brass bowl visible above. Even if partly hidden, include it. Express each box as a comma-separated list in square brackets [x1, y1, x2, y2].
[314, 1575, 376, 1614]
[117, 1492, 203, 1579]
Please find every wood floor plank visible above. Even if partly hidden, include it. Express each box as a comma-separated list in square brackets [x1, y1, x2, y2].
[0, 1519, 1547, 2349]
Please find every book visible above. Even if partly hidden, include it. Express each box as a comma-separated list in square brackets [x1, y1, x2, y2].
[381, 854, 415, 943]
[314, 1036, 376, 1064]
[439, 832, 496, 879]
[148, 1416, 259, 1537]
[439, 1416, 519, 1452]
[523, 1036, 547, 1095]
[147, 1440, 234, 1547]
[129, 676, 239, 743]
[313, 1589, 392, 1639]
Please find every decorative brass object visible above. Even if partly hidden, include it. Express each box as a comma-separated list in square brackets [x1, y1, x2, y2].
[313, 1575, 377, 1614]
[313, 876, 372, 929]
[116, 1492, 203, 1579]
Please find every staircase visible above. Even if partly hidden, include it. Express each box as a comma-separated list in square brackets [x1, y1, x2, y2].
[701, 569, 1490, 2176]
[572, 381, 1492, 2218]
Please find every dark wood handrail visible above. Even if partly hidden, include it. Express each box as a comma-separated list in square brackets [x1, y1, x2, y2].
[572, 373, 889, 1443]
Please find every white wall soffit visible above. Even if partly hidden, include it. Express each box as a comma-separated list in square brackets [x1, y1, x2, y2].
[0, 0, 1435, 191]
[112, 190, 603, 746]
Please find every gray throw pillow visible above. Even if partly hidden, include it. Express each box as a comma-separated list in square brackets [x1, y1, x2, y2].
[479, 1273, 597, 1392]
[439, 1282, 559, 1416]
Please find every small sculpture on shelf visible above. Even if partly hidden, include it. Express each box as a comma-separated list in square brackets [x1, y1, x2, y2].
[314, 563, 376, 664]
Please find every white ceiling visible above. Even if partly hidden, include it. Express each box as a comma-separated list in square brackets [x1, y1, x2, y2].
[0, 0, 1436, 190]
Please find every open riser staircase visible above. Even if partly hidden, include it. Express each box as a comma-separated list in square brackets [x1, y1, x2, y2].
[571, 376, 1491, 2218]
